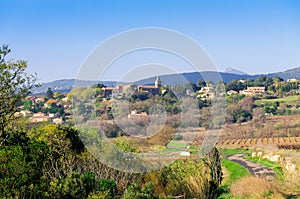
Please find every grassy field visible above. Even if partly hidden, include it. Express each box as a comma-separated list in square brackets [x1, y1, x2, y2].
[215, 148, 252, 198]
[222, 160, 250, 183]
[166, 140, 188, 149]
[255, 95, 300, 104]
[215, 159, 251, 198]
[221, 148, 253, 157]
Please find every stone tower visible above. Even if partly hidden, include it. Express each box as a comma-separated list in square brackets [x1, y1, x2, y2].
[155, 76, 162, 88]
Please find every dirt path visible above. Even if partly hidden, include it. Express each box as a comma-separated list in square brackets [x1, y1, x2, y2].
[227, 154, 276, 180]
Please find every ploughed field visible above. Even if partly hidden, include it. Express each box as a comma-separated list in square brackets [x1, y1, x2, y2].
[178, 115, 300, 150]
[217, 136, 300, 149]
[218, 114, 300, 149]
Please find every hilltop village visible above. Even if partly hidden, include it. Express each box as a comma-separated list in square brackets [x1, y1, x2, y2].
[15, 75, 300, 127]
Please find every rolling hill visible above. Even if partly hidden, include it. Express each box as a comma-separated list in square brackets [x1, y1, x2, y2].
[134, 71, 259, 86]
[31, 66, 300, 94]
[31, 79, 117, 94]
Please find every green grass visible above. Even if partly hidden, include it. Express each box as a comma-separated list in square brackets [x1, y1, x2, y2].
[154, 145, 179, 153]
[166, 140, 188, 149]
[155, 142, 200, 154]
[245, 156, 284, 181]
[156, 141, 188, 153]
[221, 148, 253, 157]
[215, 160, 251, 198]
[255, 95, 300, 104]
[222, 159, 251, 183]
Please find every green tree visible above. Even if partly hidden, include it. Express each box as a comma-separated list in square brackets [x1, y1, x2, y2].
[123, 182, 158, 199]
[78, 102, 87, 115]
[0, 145, 28, 198]
[203, 147, 222, 198]
[91, 83, 106, 89]
[0, 130, 49, 198]
[62, 171, 87, 199]
[197, 80, 206, 88]
[225, 80, 245, 92]
[263, 102, 278, 115]
[187, 81, 199, 92]
[226, 97, 254, 123]
[115, 137, 137, 152]
[47, 87, 54, 99]
[30, 124, 85, 155]
[273, 76, 284, 86]
[53, 92, 65, 100]
[0, 45, 37, 134]
[23, 100, 33, 111]
[96, 179, 117, 199]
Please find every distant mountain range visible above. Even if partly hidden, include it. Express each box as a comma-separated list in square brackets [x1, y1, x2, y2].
[32, 79, 117, 94]
[266, 67, 300, 79]
[31, 66, 300, 94]
[225, 67, 249, 75]
[134, 71, 259, 86]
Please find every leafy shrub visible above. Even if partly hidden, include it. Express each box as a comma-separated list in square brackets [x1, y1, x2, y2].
[122, 182, 158, 199]
[173, 134, 183, 141]
[96, 179, 117, 199]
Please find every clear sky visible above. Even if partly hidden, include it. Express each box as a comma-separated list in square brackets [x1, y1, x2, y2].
[2, 0, 300, 82]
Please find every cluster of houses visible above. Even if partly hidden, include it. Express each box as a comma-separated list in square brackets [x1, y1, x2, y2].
[15, 110, 64, 124]
[102, 76, 162, 98]
[226, 78, 300, 96]
[15, 96, 70, 124]
[196, 85, 215, 100]
[29, 112, 63, 124]
[100, 77, 300, 102]
[198, 78, 300, 100]
[16, 77, 300, 124]
[239, 87, 266, 96]
[227, 86, 266, 96]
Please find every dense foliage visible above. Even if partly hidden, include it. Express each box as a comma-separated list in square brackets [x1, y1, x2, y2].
[0, 45, 37, 133]
[0, 46, 223, 198]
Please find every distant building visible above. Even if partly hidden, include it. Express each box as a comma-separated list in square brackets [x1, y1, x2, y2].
[138, 85, 160, 95]
[128, 110, 148, 119]
[14, 112, 23, 117]
[197, 92, 214, 99]
[35, 97, 45, 103]
[179, 151, 191, 156]
[240, 87, 265, 96]
[287, 78, 299, 83]
[161, 88, 167, 95]
[102, 87, 119, 98]
[138, 76, 161, 95]
[199, 86, 214, 93]
[117, 84, 137, 96]
[61, 97, 69, 102]
[117, 84, 136, 92]
[44, 99, 58, 107]
[197, 85, 215, 99]
[20, 110, 33, 117]
[186, 89, 192, 96]
[155, 76, 162, 88]
[33, 112, 46, 117]
[26, 96, 37, 101]
[30, 115, 50, 123]
[53, 118, 63, 125]
[227, 90, 238, 95]
[48, 113, 57, 118]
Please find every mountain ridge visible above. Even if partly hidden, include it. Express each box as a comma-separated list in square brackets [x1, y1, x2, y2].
[31, 66, 300, 94]
[225, 67, 248, 75]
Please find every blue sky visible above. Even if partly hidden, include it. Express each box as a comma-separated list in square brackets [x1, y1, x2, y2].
[2, 0, 300, 82]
